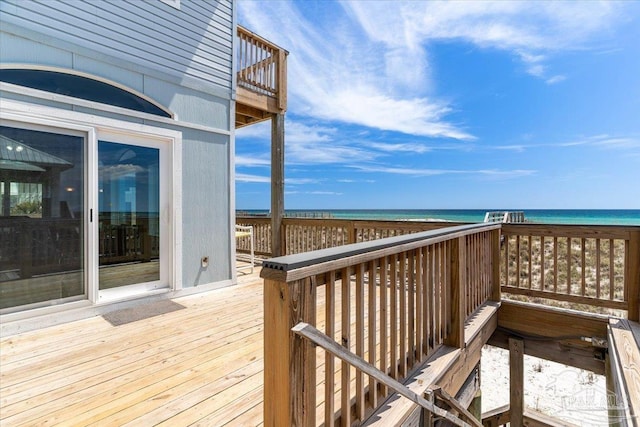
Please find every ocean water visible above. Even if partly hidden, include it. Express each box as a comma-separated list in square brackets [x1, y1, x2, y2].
[240, 209, 640, 225]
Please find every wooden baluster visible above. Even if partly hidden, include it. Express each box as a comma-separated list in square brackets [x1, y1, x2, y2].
[528, 235, 533, 290]
[596, 239, 601, 299]
[368, 259, 378, 409]
[325, 271, 336, 427]
[540, 236, 545, 291]
[581, 238, 587, 296]
[553, 237, 558, 293]
[567, 237, 572, 294]
[504, 234, 510, 287]
[422, 246, 433, 356]
[408, 250, 416, 369]
[399, 251, 407, 378]
[355, 264, 365, 421]
[379, 256, 388, 396]
[390, 254, 398, 379]
[415, 248, 424, 363]
[341, 267, 351, 427]
[610, 239, 615, 300]
[434, 243, 442, 345]
[515, 235, 521, 288]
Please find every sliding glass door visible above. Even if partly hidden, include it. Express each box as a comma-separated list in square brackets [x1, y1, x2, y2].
[0, 125, 85, 309]
[0, 121, 172, 312]
[98, 141, 160, 290]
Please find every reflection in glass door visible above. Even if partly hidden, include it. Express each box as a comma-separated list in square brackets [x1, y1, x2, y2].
[98, 141, 160, 290]
[0, 126, 85, 310]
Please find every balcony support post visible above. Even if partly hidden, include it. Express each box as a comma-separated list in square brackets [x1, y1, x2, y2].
[271, 112, 285, 256]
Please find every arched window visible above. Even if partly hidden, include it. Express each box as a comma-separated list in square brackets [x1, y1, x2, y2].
[0, 68, 172, 118]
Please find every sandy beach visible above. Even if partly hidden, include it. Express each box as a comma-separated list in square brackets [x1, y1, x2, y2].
[481, 345, 609, 426]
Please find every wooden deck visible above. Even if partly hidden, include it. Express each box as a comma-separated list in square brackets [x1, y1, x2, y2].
[0, 267, 265, 426]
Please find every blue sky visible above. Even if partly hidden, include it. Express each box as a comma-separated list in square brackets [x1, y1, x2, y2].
[235, 1, 640, 210]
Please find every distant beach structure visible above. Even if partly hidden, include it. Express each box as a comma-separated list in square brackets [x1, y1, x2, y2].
[483, 211, 526, 223]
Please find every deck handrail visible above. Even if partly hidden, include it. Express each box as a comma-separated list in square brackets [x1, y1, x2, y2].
[261, 222, 502, 426]
[292, 322, 480, 427]
[236, 25, 287, 111]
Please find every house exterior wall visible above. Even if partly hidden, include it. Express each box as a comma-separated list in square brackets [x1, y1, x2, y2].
[0, 0, 237, 321]
[0, 0, 234, 96]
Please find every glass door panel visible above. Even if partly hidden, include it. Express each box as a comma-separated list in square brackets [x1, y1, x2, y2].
[98, 141, 160, 290]
[0, 126, 84, 310]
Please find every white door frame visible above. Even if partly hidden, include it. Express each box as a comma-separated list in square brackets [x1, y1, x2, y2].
[0, 99, 183, 310]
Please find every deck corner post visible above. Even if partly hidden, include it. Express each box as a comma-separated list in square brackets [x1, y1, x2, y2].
[445, 236, 466, 348]
[491, 228, 502, 302]
[264, 276, 317, 427]
[626, 230, 640, 321]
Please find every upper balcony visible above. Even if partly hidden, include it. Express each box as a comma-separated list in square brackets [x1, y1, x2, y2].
[235, 26, 288, 128]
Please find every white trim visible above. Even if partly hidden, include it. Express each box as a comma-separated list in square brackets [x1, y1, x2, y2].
[0, 83, 232, 136]
[0, 100, 183, 317]
[1, 64, 175, 118]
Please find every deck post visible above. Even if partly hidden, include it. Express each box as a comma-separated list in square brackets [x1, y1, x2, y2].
[271, 112, 285, 256]
[264, 277, 316, 427]
[445, 237, 466, 348]
[491, 228, 502, 302]
[626, 230, 640, 321]
[509, 337, 524, 427]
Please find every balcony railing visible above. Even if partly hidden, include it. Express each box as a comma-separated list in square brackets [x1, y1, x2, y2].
[238, 216, 640, 319]
[260, 223, 502, 426]
[235, 26, 287, 126]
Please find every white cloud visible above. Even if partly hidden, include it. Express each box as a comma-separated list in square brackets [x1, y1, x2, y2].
[545, 75, 567, 85]
[351, 164, 536, 179]
[559, 135, 640, 150]
[342, 1, 625, 81]
[236, 173, 270, 183]
[368, 142, 433, 154]
[235, 155, 270, 167]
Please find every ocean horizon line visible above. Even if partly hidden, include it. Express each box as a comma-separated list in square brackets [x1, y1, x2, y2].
[237, 208, 640, 226]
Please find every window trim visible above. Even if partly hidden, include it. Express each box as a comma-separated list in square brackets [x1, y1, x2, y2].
[1, 64, 175, 119]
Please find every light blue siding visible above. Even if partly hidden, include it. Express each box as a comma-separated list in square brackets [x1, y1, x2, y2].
[0, 0, 234, 93]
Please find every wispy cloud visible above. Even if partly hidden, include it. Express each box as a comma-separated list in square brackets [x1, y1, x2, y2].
[351, 164, 536, 179]
[236, 173, 270, 183]
[368, 142, 433, 154]
[235, 155, 270, 167]
[559, 135, 640, 150]
[342, 1, 625, 82]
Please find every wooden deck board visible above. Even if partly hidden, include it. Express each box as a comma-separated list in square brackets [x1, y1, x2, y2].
[0, 270, 267, 427]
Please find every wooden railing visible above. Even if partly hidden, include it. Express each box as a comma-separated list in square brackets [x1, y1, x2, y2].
[501, 224, 640, 320]
[236, 216, 463, 257]
[261, 223, 502, 426]
[236, 25, 287, 112]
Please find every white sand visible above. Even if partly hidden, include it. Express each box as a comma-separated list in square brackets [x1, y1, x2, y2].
[481, 345, 610, 426]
